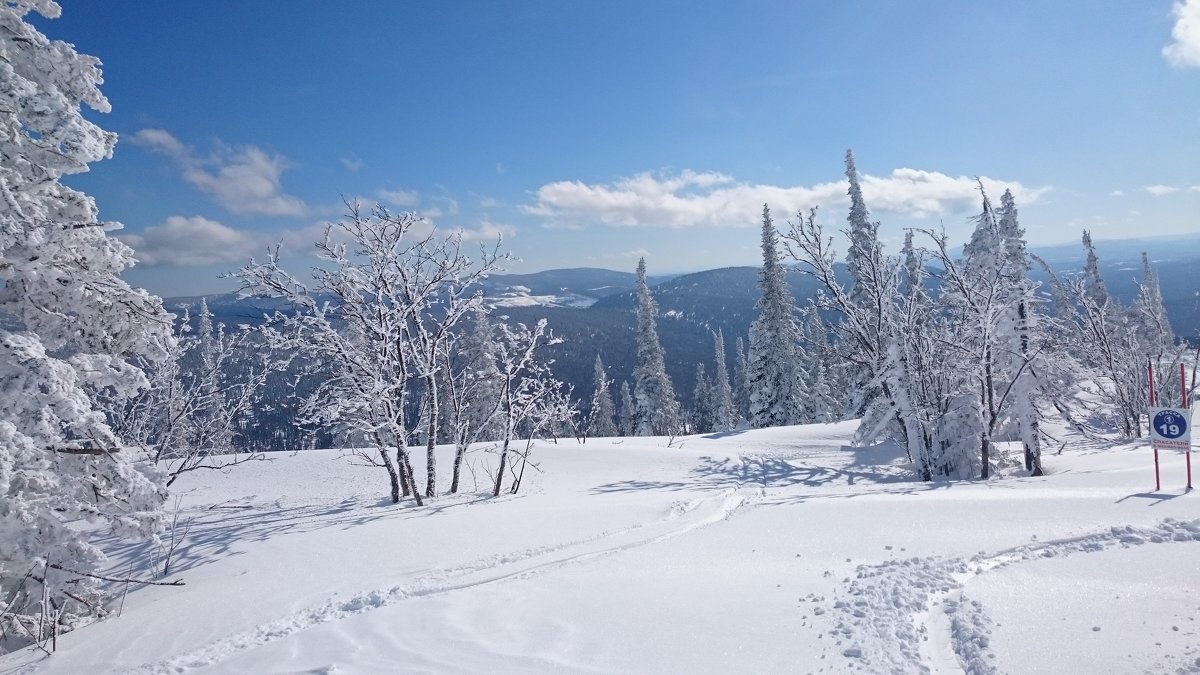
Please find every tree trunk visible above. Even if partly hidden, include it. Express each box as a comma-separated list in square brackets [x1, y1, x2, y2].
[424, 376, 439, 499]
[381, 447, 400, 504]
[450, 441, 467, 494]
[980, 435, 990, 479]
[493, 436, 510, 497]
[511, 443, 530, 494]
[397, 447, 423, 507]
[397, 449, 411, 497]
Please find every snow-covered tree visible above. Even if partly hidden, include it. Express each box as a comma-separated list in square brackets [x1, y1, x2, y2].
[1, 1, 174, 645]
[748, 205, 806, 427]
[1043, 232, 1185, 438]
[442, 309, 503, 494]
[587, 354, 618, 438]
[490, 319, 576, 496]
[690, 363, 714, 434]
[618, 380, 635, 437]
[800, 307, 838, 423]
[105, 300, 291, 487]
[996, 190, 1043, 475]
[841, 149, 893, 417]
[632, 258, 682, 436]
[234, 205, 505, 505]
[733, 336, 750, 421]
[709, 329, 736, 431]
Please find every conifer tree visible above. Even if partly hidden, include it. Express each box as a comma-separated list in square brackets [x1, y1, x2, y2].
[618, 381, 636, 437]
[588, 354, 619, 437]
[801, 308, 838, 423]
[734, 336, 751, 420]
[709, 329, 736, 431]
[632, 258, 682, 436]
[748, 205, 805, 427]
[691, 363, 714, 434]
[1, 1, 174, 642]
[996, 190, 1042, 475]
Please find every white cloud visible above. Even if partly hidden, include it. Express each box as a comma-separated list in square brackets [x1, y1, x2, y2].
[457, 220, 516, 242]
[1190, 185, 1200, 192]
[378, 188, 420, 207]
[1164, 0, 1200, 69]
[340, 155, 364, 172]
[1109, 189, 1125, 197]
[130, 128, 186, 158]
[623, 248, 652, 259]
[1145, 184, 1181, 196]
[522, 168, 1049, 229]
[131, 128, 308, 217]
[120, 216, 257, 267]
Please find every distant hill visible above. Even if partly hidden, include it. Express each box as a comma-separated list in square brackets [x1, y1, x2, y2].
[162, 236, 1199, 425]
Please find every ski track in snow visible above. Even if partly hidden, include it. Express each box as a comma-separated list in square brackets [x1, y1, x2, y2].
[113, 449, 1200, 675]
[128, 484, 762, 674]
[825, 517, 1200, 674]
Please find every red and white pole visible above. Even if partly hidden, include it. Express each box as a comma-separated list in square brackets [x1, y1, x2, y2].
[1150, 361, 1160, 491]
[1183, 362, 1192, 491]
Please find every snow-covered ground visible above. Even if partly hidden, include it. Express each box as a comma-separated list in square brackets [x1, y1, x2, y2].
[4, 422, 1200, 674]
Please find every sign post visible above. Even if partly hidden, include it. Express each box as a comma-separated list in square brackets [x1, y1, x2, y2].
[1183, 363, 1193, 491]
[1147, 361, 1193, 491]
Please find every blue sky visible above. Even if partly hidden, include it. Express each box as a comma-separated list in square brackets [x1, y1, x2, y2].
[36, 1, 1200, 296]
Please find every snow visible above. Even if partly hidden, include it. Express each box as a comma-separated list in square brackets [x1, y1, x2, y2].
[487, 285, 597, 309]
[4, 421, 1200, 674]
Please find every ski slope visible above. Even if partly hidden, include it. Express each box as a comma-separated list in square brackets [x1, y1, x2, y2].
[3, 421, 1199, 674]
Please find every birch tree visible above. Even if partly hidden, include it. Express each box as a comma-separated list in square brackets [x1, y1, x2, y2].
[234, 205, 504, 505]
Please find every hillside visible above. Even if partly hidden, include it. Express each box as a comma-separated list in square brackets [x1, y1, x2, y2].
[4, 421, 1198, 673]
[162, 238, 1199, 433]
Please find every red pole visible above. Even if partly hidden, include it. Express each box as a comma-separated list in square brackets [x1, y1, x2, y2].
[1188, 452, 1193, 491]
[1150, 361, 1160, 491]
[1184, 363, 1192, 491]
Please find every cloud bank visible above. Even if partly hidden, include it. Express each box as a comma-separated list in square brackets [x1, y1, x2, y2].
[523, 168, 1050, 229]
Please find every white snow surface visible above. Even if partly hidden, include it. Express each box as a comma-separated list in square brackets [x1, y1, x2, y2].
[4, 421, 1200, 674]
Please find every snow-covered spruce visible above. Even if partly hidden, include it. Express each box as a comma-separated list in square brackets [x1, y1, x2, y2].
[748, 204, 806, 428]
[631, 257, 682, 437]
[1, 0, 173, 647]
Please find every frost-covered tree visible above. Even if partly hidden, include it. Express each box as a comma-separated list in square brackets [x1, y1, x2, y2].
[1042, 232, 1184, 438]
[800, 307, 838, 423]
[841, 150, 893, 416]
[691, 363, 714, 434]
[1, 1, 174, 645]
[442, 309, 503, 494]
[733, 335, 750, 421]
[587, 354, 618, 438]
[105, 300, 290, 487]
[748, 205, 805, 427]
[1132, 252, 1174, 362]
[632, 258, 682, 436]
[618, 380, 635, 437]
[996, 190, 1043, 475]
[234, 205, 505, 505]
[490, 319, 576, 496]
[709, 329, 736, 431]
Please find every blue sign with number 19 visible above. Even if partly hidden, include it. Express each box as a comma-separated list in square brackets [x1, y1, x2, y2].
[1153, 409, 1188, 439]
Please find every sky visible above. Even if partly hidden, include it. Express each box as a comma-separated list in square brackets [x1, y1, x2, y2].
[30, 0, 1200, 296]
